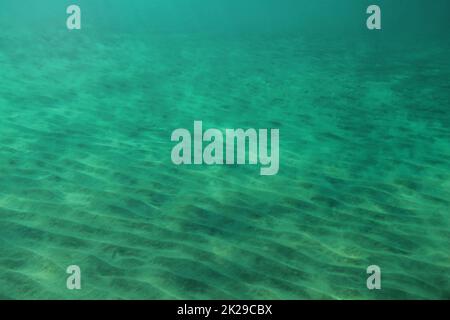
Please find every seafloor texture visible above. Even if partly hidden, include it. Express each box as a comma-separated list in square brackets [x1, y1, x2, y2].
[0, 29, 449, 299]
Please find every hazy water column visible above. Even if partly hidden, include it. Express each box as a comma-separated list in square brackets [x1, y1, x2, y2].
[0, 1, 449, 36]
[0, 0, 449, 300]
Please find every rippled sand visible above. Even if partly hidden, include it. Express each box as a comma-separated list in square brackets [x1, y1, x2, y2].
[0, 30, 449, 299]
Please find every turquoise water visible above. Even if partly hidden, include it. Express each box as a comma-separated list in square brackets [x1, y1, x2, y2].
[0, 1, 449, 299]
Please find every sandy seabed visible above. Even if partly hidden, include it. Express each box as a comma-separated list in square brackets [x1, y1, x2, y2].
[0, 30, 449, 299]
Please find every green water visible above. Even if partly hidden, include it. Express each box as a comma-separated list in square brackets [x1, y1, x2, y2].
[0, 1, 449, 299]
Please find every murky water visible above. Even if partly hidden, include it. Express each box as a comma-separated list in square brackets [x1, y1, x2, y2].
[0, 1, 449, 299]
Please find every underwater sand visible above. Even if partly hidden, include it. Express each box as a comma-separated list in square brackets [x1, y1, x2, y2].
[0, 27, 449, 299]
